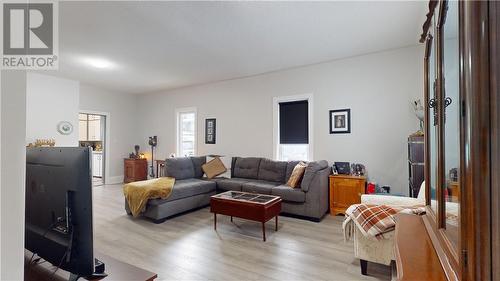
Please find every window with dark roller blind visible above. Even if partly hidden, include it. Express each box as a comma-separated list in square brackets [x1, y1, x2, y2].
[279, 100, 308, 144]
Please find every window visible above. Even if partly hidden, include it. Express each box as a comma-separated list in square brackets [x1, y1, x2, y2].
[274, 96, 312, 161]
[176, 108, 197, 157]
[279, 144, 309, 161]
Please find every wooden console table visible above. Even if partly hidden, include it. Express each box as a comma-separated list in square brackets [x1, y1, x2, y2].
[25, 251, 157, 281]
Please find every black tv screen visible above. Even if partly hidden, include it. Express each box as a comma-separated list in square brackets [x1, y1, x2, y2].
[25, 147, 94, 276]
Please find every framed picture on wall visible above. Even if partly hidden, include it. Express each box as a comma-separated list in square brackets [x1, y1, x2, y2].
[329, 109, 351, 134]
[205, 118, 216, 144]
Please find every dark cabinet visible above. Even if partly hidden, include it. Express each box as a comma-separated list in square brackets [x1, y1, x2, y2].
[408, 135, 424, 197]
[124, 158, 147, 183]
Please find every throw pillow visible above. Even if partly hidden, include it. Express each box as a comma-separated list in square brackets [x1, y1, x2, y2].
[202, 157, 227, 179]
[286, 161, 307, 188]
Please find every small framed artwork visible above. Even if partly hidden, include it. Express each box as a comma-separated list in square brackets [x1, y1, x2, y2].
[205, 118, 216, 144]
[329, 109, 351, 134]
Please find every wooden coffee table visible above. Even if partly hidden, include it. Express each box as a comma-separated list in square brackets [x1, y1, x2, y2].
[210, 191, 282, 242]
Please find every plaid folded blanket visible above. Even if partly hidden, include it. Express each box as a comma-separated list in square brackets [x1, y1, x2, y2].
[343, 204, 425, 241]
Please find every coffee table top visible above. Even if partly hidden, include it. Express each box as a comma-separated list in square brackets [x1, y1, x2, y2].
[212, 191, 280, 205]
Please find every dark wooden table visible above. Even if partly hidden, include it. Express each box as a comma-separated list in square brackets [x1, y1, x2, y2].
[25, 251, 157, 281]
[210, 191, 282, 241]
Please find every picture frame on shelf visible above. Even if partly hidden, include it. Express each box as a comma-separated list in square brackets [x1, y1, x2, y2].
[329, 109, 351, 134]
[205, 118, 216, 144]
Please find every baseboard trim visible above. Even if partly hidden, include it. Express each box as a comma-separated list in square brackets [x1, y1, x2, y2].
[106, 175, 123, 185]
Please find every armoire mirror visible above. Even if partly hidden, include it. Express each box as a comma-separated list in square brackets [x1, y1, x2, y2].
[441, 0, 460, 247]
[424, 0, 461, 273]
[428, 10, 438, 215]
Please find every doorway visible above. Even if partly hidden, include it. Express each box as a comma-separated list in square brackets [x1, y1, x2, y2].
[79, 112, 106, 186]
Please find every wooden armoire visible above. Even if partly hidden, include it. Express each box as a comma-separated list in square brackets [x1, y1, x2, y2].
[394, 1, 499, 281]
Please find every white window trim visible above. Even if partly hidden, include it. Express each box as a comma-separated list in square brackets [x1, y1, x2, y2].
[175, 107, 197, 157]
[272, 94, 314, 161]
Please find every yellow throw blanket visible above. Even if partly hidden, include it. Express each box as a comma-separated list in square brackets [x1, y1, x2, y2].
[123, 177, 175, 217]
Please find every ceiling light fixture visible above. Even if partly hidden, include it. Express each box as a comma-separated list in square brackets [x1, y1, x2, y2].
[81, 57, 116, 69]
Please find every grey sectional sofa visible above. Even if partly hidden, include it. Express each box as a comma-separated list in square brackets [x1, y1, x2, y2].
[221, 157, 331, 221]
[125, 156, 215, 223]
[125, 156, 331, 223]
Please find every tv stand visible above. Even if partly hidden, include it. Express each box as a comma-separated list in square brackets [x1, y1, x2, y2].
[25, 251, 157, 281]
[68, 258, 108, 281]
[69, 272, 107, 281]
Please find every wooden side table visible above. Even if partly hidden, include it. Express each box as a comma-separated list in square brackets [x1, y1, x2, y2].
[155, 160, 165, 178]
[124, 158, 148, 183]
[329, 175, 366, 216]
[448, 181, 460, 202]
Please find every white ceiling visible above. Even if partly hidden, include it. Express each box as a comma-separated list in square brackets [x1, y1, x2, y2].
[46, 1, 427, 94]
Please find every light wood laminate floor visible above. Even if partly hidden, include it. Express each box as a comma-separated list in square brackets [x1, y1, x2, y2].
[93, 184, 391, 280]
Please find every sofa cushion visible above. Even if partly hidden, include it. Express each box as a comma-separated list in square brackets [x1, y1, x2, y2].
[286, 161, 307, 188]
[147, 179, 215, 205]
[165, 157, 195, 180]
[202, 157, 227, 179]
[241, 180, 280, 194]
[216, 178, 250, 191]
[301, 160, 329, 192]
[190, 156, 206, 178]
[271, 185, 306, 203]
[232, 157, 261, 179]
[258, 158, 287, 183]
[285, 161, 301, 182]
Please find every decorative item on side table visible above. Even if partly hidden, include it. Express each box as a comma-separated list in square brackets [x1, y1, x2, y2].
[27, 139, 56, 147]
[350, 163, 366, 176]
[129, 144, 141, 159]
[412, 99, 425, 135]
[334, 162, 351, 175]
[329, 109, 351, 134]
[329, 174, 367, 216]
[448, 168, 459, 202]
[148, 136, 157, 178]
[205, 118, 216, 144]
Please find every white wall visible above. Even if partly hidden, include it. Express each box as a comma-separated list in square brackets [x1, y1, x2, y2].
[1, 71, 27, 281]
[26, 73, 80, 146]
[24, 74, 136, 184]
[137, 45, 424, 195]
[0, 71, 2, 279]
[79, 84, 139, 183]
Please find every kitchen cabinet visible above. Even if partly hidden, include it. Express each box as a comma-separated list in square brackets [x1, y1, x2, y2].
[79, 114, 88, 141]
[92, 152, 103, 178]
[79, 114, 102, 141]
[88, 116, 101, 141]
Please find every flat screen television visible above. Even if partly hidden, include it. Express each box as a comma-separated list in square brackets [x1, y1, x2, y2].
[25, 147, 105, 279]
